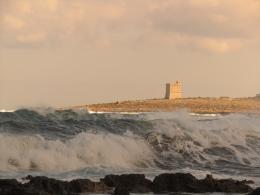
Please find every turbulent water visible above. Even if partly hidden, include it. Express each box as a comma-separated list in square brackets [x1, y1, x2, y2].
[0, 108, 260, 189]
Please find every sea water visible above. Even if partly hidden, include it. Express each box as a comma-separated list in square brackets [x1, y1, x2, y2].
[0, 108, 260, 194]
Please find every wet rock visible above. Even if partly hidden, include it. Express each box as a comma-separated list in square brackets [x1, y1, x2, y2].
[0, 179, 20, 189]
[248, 187, 260, 195]
[69, 178, 111, 193]
[102, 174, 152, 193]
[200, 174, 252, 193]
[0, 176, 126, 195]
[0, 173, 254, 195]
[24, 176, 69, 195]
[0, 188, 51, 195]
[25, 176, 112, 194]
[113, 186, 130, 195]
[152, 173, 252, 193]
[152, 173, 200, 193]
[241, 179, 255, 185]
[0, 178, 50, 195]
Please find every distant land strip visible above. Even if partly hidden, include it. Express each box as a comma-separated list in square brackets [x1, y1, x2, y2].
[64, 97, 260, 114]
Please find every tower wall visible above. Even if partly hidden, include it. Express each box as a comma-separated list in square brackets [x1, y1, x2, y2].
[165, 81, 182, 99]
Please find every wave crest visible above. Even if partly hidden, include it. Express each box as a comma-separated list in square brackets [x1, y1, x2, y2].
[0, 109, 260, 179]
[0, 132, 154, 172]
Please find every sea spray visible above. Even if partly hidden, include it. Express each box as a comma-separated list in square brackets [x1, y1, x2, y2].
[0, 132, 154, 171]
[0, 109, 260, 184]
[148, 112, 260, 167]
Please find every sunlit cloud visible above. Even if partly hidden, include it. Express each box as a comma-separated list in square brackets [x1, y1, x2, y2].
[16, 32, 46, 43]
[16, 1, 32, 14]
[3, 15, 25, 30]
[139, 31, 242, 53]
[45, 0, 59, 11]
[1, 0, 260, 53]
[198, 38, 242, 53]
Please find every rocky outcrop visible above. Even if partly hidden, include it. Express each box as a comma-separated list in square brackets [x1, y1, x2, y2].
[152, 173, 252, 193]
[152, 173, 200, 193]
[105, 173, 253, 194]
[248, 187, 260, 195]
[0, 176, 112, 195]
[71, 98, 260, 114]
[200, 174, 252, 193]
[102, 174, 152, 193]
[0, 173, 255, 195]
[113, 186, 130, 195]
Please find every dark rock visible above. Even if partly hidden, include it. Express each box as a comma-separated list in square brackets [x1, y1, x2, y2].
[0, 173, 254, 195]
[0, 179, 20, 189]
[0, 187, 51, 195]
[152, 173, 200, 193]
[24, 176, 69, 195]
[24, 176, 111, 194]
[102, 174, 152, 193]
[200, 174, 252, 193]
[0, 178, 50, 195]
[113, 186, 130, 195]
[69, 179, 112, 193]
[23, 175, 34, 180]
[248, 187, 260, 195]
[152, 173, 252, 193]
[242, 180, 255, 185]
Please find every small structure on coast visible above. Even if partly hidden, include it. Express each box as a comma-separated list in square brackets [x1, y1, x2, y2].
[165, 81, 182, 99]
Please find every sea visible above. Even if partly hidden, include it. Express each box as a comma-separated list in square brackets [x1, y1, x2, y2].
[0, 108, 260, 194]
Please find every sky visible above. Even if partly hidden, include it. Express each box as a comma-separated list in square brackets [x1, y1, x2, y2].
[1, 0, 260, 109]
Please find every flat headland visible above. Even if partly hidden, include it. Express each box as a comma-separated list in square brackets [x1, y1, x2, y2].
[68, 97, 260, 114]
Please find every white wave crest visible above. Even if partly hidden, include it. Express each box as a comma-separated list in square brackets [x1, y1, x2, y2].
[0, 132, 154, 172]
[0, 109, 15, 113]
[149, 112, 260, 166]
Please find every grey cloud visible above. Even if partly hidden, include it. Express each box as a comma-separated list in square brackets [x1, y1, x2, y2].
[1, 0, 260, 52]
[148, 1, 258, 39]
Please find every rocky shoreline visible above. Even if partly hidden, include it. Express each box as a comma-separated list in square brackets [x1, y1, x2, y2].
[68, 98, 260, 114]
[0, 173, 258, 195]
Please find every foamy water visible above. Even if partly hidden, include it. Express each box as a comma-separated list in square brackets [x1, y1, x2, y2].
[0, 109, 259, 188]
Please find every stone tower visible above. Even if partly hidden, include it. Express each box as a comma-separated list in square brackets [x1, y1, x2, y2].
[165, 81, 182, 99]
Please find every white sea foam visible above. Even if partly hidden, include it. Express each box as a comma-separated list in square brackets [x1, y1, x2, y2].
[87, 110, 142, 115]
[0, 132, 154, 172]
[148, 112, 260, 166]
[1, 109, 260, 185]
[0, 109, 15, 113]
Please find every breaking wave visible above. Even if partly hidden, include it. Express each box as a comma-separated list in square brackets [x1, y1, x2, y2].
[0, 108, 260, 181]
[0, 132, 153, 171]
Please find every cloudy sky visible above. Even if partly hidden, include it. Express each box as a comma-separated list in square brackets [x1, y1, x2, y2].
[1, 0, 260, 109]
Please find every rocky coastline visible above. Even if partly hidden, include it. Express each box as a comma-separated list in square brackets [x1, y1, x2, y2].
[0, 173, 258, 195]
[68, 98, 260, 114]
